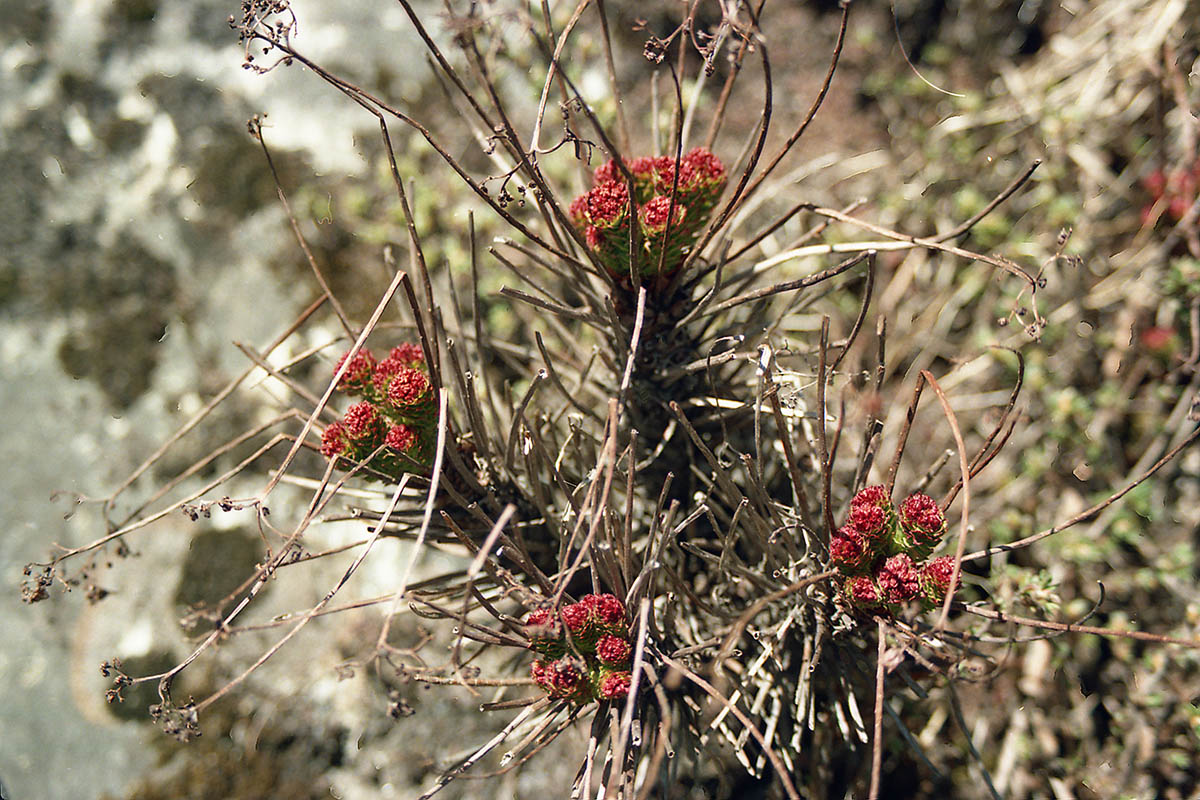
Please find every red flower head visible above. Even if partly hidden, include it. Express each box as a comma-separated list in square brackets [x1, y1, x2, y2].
[561, 593, 625, 650]
[547, 658, 586, 700]
[590, 593, 626, 628]
[682, 147, 727, 184]
[525, 608, 564, 657]
[387, 342, 424, 367]
[596, 634, 631, 667]
[561, 601, 594, 640]
[894, 493, 946, 559]
[384, 424, 417, 454]
[384, 367, 432, 410]
[598, 671, 632, 701]
[584, 180, 630, 228]
[585, 225, 602, 249]
[848, 503, 888, 540]
[899, 493, 945, 540]
[851, 485, 891, 512]
[320, 420, 347, 457]
[342, 401, 385, 443]
[652, 159, 696, 196]
[919, 556, 961, 610]
[1143, 169, 1167, 198]
[530, 660, 555, 692]
[830, 526, 873, 573]
[639, 195, 686, 235]
[593, 157, 628, 185]
[848, 485, 894, 546]
[877, 553, 920, 606]
[569, 192, 591, 226]
[334, 348, 376, 395]
[626, 156, 669, 199]
[844, 575, 882, 610]
[629, 156, 664, 181]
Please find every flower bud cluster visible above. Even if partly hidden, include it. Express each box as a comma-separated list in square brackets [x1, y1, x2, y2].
[319, 344, 435, 480]
[525, 593, 633, 704]
[831, 486, 960, 614]
[569, 148, 726, 280]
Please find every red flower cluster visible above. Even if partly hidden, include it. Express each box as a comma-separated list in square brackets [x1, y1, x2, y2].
[569, 147, 727, 280]
[918, 556, 961, 610]
[530, 659, 588, 703]
[1142, 162, 1199, 225]
[525, 593, 633, 705]
[832, 485, 956, 614]
[320, 344, 435, 481]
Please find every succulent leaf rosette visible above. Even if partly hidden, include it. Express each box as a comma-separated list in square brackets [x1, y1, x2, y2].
[524, 593, 632, 705]
[832, 485, 957, 615]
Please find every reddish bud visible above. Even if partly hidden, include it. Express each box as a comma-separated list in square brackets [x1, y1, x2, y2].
[848, 504, 888, 539]
[585, 180, 629, 226]
[530, 660, 554, 692]
[598, 671, 632, 701]
[387, 342, 424, 367]
[342, 401, 384, 442]
[596, 634, 631, 667]
[593, 158, 628, 185]
[320, 421, 346, 457]
[851, 485, 890, 511]
[1144, 169, 1166, 198]
[919, 556, 961, 609]
[590, 593, 626, 627]
[639, 195, 686, 234]
[384, 424, 417, 453]
[877, 553, 920, 606]
[549, 659, 585, 698]
[334, 348, 376, 394]
[385, 367, 431, 408]
[629, 156, 663, 180]
[569, 193, 591, 225]
[830, 526, 872, 573]
[561, 602, 592, 636]
[682, 147, 726, 183]
[845, 575, 882, 609]
[898, 493, 945, 540]
[524, 609, 564, 657]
